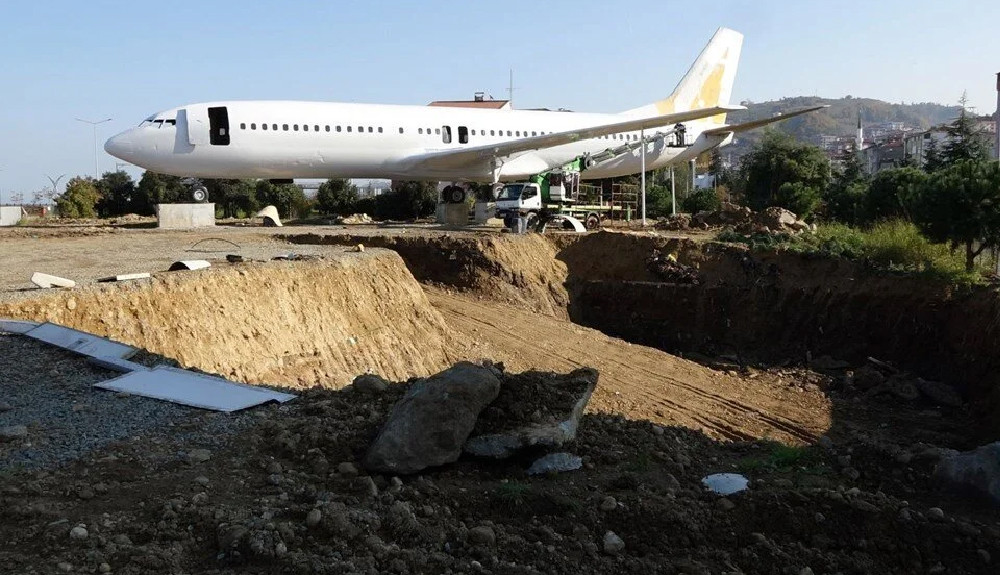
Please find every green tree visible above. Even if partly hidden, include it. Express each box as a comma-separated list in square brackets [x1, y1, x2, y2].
[739, 130, 830, 212]
[862, 167, 927, 224]
[941, 95, 991, 166]
[922, 137, 947, 173]
[257, 180, 308, 219]
[95, 170, 136, 217]
[134, 172, 187, 215]
[775, 181, 822, 219]
[912, 160, 1000, 271]
[681, 188, 721, 213]
[380, 181, 438, 220]
[823, 148, 869, 224]
[54, 177, 101, 218]
[207, 179, 257, 218]
[645, 183, 674, 218]
[315, 178, 359, 216]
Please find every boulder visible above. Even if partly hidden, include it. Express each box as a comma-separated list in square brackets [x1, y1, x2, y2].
[364, 362, 500, 474]
[527, 452, 583, 475]
[756, 206, 799, 231]
[935, 442, 1000, 504]
[464, 368, 598, 458]
[915, 378, 964, 407]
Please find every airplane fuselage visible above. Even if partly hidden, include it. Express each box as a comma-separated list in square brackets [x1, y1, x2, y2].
[106, 100, 703, 183]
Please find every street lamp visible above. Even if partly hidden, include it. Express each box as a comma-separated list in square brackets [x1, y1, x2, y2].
[46, 174, 65, 203]
[75, 117, 112, 178]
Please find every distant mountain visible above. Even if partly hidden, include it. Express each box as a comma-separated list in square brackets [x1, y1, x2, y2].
[723, 96, 964, 151]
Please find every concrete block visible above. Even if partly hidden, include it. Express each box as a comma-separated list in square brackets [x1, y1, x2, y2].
[440, 203, 468, 226]
[156, 203, 216, 229]
[0, 206, 25, 227]
[31, 272, 76, 288]
[474, 202, 496, 224]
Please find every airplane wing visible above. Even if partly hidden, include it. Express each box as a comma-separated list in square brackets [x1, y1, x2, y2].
[402, 104, 745, 173]
[701, 105, 828, 136]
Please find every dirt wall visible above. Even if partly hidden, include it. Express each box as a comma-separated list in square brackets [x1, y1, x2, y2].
[0, 251, 457, 389]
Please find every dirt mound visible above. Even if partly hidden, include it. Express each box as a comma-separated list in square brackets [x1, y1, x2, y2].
[0, 252, 456, 388]
[284, 232, 571, 318]
[1, 368, 995, 574]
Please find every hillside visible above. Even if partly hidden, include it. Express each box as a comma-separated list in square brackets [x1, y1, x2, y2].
[724, 96, 963, 151]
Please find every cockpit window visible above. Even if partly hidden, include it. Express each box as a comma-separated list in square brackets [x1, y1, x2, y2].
[165, 119, 176, 126]
[154, 120, 164, 128]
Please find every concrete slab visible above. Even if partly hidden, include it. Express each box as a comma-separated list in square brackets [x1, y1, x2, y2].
[0, 206, 25, 227]
[156, 203, 216, 229]
[87, 356, 150, 373]
[440, 203, 468, 226]
[97, 273, 151, 283]
[24, 323, 136, 359]
[31, 272, 76, 288]
[94, 365, 296, 412]
[0, 319, 40, 334]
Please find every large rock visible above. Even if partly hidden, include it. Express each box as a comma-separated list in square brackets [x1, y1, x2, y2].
[756, 206, 799, 231]
[935, 442, 1000, 504]
[364, 362, 500, 474]
[464, 368, 598, 458]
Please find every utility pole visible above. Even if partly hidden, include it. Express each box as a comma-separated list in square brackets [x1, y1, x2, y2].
[640, 129, 646, 226]
[45, 174, 65, 203]
[75, 117, 112, 178]
[507, 68, 515, 109]
[670, 166, 676, 216]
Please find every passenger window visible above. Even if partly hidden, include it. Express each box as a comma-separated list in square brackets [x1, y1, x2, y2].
[283, 124, 289, 131]
[435, 128, 441, 135]
[347, 126, 352, 132]
[314, 125, 319, 132]
[358, 126, 363, 133]
[378, 127, 383, 133]
[272, 124, 277, 130]
[398, 127, 404, 134]
[442, 126, 452, 144]
[240, 123, 246, 130]
[250, 123, 256, 130]
[337, 126, 342, 132]
[303, 125, 308, 131]
[418, 128, 423, 134]
[325, 125, 330, 132]
[490, 130, 495, 136]
[506, 130, 512, 136]
[293, 125, 299, 131]
[368, 127, 373, 133]
[262, 124, 268, 131]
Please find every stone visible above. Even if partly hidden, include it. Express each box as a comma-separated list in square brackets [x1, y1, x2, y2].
[113, 534, 133, 546]
[799, 568, 815, 575]
[187, 449, 212, 464]
[927, 507, 945, 521]
[0, 401, 12, 412]
[464, 368, 598, 459]
[69, 526, 89, 540]
[527, 452, 583, 475]
[811, 356, 850, 371]
[99, 562, 111, 573]
[602, 531, 625, 555]
[716, 498, 736, 511]
[0, 425, 28, 440]
[77, 486, 95, 500]
[57, 562, 73, 572]
[977, 549, 991, 564]
[306, 508, 322, 527]
[817, 435, 834, 450]
[337, 461, 359, 476]
[935, 442, 1000, 504]
[599, 496, 617, 512]
[353, 373, 388, 394]
[364, 362, 501, 474]
[915, 378, 964, 407]
[468, 526, 496, 546]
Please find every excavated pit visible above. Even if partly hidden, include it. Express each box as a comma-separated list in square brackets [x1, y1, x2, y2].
[0, 250, 457, 389]
[284, 230, 1000, 440]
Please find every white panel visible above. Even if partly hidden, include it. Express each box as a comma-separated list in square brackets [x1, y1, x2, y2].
[94, 366, 296, 412]
[184, 105, 210, 146]
[25, 323, 136, 359]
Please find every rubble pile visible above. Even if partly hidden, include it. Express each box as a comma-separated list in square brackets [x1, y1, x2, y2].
[336, 213, 374, 225]
[656, 202, 812, 235]
[645, 249, 701, 284]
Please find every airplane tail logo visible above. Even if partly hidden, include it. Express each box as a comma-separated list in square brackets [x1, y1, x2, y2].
[625, 27, 743, 127]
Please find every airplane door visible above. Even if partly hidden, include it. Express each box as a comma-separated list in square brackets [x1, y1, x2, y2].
[185, 105, 211, 146]
[208, 106, 230, 145]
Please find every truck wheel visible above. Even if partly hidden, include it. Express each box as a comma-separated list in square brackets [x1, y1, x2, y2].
[585, 214, 601, 230]
[525, 211, 539, 231]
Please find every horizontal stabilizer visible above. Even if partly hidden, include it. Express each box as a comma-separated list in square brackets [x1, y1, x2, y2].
[702, 105, 828, 136]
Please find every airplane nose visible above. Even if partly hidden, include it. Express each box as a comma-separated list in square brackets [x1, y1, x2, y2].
[104, 131, 134, 161]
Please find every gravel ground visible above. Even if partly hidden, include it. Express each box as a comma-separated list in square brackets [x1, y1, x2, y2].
[0, 332, 258, 469]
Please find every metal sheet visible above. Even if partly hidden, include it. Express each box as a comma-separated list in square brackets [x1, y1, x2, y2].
[94, 366, 296, 412]
[0, 319, 40, 334]
[25, 323, 136, 359]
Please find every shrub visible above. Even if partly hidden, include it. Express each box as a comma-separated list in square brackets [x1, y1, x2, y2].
[681, 188, 720, 214]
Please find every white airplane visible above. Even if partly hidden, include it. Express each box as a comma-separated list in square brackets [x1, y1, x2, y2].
[105, 27, 822, 203]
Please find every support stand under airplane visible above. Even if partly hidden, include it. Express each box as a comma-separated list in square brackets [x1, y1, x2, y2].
[105, 27, 824, 203]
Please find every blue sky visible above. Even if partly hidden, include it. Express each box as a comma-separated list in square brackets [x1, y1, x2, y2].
[1, 0, 998, 200]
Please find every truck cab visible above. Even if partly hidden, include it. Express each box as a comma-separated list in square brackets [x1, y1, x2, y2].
[495, 182, 543, 218]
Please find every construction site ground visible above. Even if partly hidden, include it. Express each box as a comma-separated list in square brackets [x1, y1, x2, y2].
[0, 221, 996, 574]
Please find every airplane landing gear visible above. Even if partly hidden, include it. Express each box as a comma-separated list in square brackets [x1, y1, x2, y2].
[442, 184, 467, 204]
[181, 178, 210, 203]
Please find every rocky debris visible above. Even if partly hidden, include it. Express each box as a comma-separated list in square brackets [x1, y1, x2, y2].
[653, 214, 691, 231]
[810, 355, 851, 371]
[691, 202, 753, 229]
[645, 250, 700, 284]
[602, 531, 625, 555]
[464, 368, 598, 458]
[468, 525, 497, 546]
[352, 373, 388, 394]
[935, 442, 1000, 504]
[364, 362, 500, 474]
[527, 452, 583, 475]
[68, 526, 88, 540]
[187, 448, 212, 464]
[914, 378, 964, 407]
[337, 213, 373, 225]
[599, 496, 618, 511]
[834, 358, 964, 408]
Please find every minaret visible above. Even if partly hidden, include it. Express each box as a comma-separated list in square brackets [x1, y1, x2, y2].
[856, 111, 864, 152]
